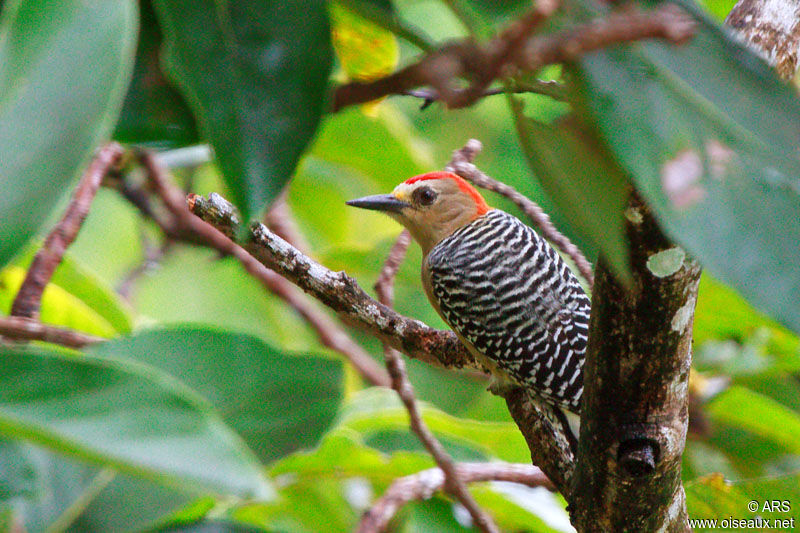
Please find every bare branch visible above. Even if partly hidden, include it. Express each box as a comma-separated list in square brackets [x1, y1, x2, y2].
[358, 463, 552, 533]
[401, 79, 568, 110]
[11, 143, 124, 319]
[265, 193, 391, 387]
[0, 316, 103, 349]
[134, 153, 391, 387]
[445, 0, 560, 108]
[333, 3, 695, 111]
[519, 4, 694, 72]
[189, 192, 477, 371]
[189, 191, 576, 492]
[447, 139, 594, 288]
[374, 230, 499, 533]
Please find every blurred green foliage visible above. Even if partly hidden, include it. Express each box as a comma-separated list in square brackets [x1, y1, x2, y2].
[1, 0, 799, 531]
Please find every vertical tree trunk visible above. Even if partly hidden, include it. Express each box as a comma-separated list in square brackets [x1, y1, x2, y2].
[570, 197, 701, 532]
[569, 1, 799, 529]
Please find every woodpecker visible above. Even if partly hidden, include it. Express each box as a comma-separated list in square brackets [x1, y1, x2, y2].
[347, 172, 590, 413]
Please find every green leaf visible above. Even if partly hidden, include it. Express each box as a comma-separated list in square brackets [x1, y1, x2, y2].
[88, 326, 345, 464]
[261, 431, 566, 533]
[330, 1, 398, 83]
[0, 267, 119, 338]
[0, 249, 135, 336]
[694, 274, 799, 369]
[269, 432, 433, 482]
[0, 442, 202, 533]
[471, 484, 567, 533]
[70, 473, 208, 533]
[0, 346, 270, 498]
[686, 472, 800, 529]
[156, 520, 264, 533]
[0, 0, 138, 267]
[337, 389, 530, 463]
[114, 0, 198, 148]
[706, 386, 800, 454]
[153, 0, 333, 223]
[574, 0, 800, 333]
[511, 105, 631, 284]
[405, 498, 470, 533]
[238, 432, 432, 532]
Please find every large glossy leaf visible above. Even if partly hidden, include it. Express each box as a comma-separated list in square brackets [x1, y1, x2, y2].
[89, 326, 345, 464]
[114, 0, 198, 148]
[694, 274, 799, 361]
[0, 267, 119, 338]
[574, 0, 800, 333]
[1, 250, 134, 337]
[337, 388, 530, 463]
[0, 441, 203, 533]
[706, 386, 800, 454]
[153, 0, 333, 223]
[511, 105, 631, 284]
[0, 346, 270, 498]
[0, 0, 137, 267]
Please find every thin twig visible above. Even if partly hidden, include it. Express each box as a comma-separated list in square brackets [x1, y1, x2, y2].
[188, 192, 576, 493]
[116, 233, 171, 299]
[333, 3, 695, 111]
[358, 462, 553, 533]
[374, 231, 499, 533]
[264, 194, 390, 386]
[10, 143, 124, 319]
[191, 192, 478, 370]
[447, 139, 594, 287]
[0, 316, 104, 348]
[446, 0, 560, 108]
[135, 152, 390, 387]
[401, 79, 567, 110]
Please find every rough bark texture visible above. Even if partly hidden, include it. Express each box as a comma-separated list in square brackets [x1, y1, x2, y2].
[570, 197, 701, 532]
[188, 192, 577, 492]
[726, 0, 800, 80]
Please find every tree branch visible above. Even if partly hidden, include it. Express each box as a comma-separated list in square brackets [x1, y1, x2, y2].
[333, 3, 695, 111]
[726, 0, 800, 79]
[11, 142, 124, 319]
[401, 79, 568, 110]
[570, 196, 701, 532]
[0, 316, 103, 348]
[357, 463, 552, 533]
[189, 187, 575, 494]
[189, 192, 478, 372]
[135, 153, 391, 387]
[265, 193, 391, 388]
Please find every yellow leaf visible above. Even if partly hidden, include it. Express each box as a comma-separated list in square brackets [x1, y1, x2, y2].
[329, 1, 398, 113]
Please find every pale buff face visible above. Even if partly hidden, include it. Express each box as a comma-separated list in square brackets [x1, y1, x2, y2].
[387, 178, 490, 255]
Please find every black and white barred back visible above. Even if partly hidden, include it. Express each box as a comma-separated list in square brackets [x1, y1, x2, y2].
[426, 210, 590, 412]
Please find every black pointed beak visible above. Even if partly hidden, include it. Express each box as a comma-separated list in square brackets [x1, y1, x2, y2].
[346, 194, 410, 213]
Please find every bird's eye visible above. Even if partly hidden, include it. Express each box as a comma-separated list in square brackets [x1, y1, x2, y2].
[415, 187, 437, 206]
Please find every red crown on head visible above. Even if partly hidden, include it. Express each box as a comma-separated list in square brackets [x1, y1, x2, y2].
[404, 172, 489, 215]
